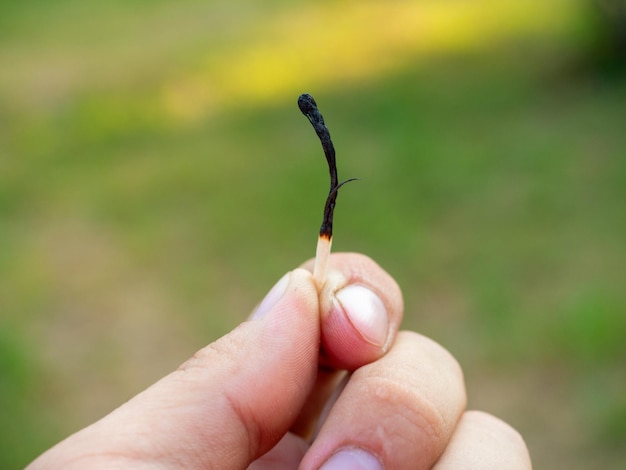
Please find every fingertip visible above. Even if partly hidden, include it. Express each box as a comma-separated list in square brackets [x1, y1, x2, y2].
[465, 411, 529, 452]
[250, 268, 317, 323]
[303, 253, 403, 370]
[433, 411, 532, 469]
[336, 284, 389, 348]
[250, 272, 291, 319]
[320, 281, 391, 370]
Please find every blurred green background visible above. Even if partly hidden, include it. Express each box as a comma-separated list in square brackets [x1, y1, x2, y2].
[1, 0, 625, 468]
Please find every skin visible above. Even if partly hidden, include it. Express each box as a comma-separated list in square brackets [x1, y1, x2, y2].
[28, 253, 532, 469]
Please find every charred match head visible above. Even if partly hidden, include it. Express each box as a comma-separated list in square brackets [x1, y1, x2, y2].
[298, 93, 356, 286]
[298, 93, 355, 241]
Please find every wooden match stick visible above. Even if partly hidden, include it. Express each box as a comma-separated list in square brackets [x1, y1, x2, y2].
[298, 93, 356, 287]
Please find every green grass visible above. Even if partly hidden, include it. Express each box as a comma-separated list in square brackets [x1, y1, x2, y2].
[1, 1, 625, 468]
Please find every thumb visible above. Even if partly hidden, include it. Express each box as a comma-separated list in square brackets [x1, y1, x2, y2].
[28, 269, 320, 470]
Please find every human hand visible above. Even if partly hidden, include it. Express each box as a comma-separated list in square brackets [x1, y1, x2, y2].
[28, 253, 531, 469]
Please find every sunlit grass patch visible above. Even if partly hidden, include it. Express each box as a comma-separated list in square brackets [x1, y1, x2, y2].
[161, 0, 585, 122]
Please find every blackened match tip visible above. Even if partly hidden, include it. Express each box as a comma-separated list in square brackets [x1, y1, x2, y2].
[298, 93, 317, 115]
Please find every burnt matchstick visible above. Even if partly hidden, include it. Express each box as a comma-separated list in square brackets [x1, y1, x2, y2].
[298, 93, 356, 287]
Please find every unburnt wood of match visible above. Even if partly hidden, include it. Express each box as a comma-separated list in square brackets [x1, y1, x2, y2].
[298, 93, 356, 287]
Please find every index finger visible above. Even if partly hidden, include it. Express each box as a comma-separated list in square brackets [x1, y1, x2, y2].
[301, 332, 467, 470]
[302, 252, 404, 370]
[289, 253, 404, 439]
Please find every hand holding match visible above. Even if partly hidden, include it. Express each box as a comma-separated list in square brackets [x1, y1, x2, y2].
[26, 96, 531, 470]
